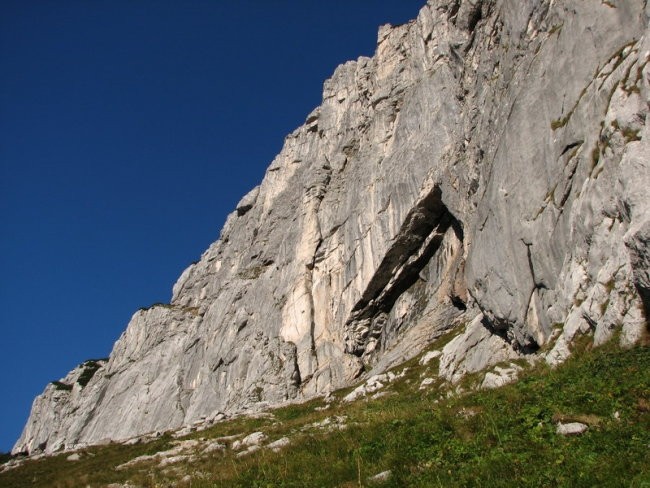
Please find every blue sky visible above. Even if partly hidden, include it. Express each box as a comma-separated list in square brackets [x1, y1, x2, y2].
[0, 1, 424, 452]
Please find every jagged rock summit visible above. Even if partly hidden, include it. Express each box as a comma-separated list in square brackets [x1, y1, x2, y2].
[15, 0, 649, 455]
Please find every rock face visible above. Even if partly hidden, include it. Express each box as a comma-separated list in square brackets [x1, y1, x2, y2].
[14, 0, 649, 455]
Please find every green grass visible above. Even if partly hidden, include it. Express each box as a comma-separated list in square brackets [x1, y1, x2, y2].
[2, 340, 648, 487]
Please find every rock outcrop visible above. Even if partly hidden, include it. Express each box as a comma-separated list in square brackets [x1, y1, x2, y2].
[14, 0, 649, 455]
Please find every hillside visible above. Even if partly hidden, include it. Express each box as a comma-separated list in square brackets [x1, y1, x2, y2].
[1, 335, 648, 486]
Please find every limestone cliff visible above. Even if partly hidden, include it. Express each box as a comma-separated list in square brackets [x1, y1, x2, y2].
[14, 0, 649, 455]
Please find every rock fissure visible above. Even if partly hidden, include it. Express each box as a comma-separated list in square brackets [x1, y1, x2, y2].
[344, 185, 463, 357]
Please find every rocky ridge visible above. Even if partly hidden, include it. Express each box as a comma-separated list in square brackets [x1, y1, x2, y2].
[14, 0, 649, 455]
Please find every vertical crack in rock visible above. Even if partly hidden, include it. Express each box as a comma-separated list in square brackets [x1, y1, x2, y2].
[520, 240, 550, 350]
[344, 185, 462, 357]
[175, 372, 187, 421]
[280, 162, 333, 384]
[625, 223, 650, 322]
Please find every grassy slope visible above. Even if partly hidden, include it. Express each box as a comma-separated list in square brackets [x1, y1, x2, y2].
[1, 336, 648, 488]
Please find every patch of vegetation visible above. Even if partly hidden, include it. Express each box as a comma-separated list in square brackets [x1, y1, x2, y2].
[622, 127, 641, 142]
[551, 117, 569, 130]
[607, 41, 637, 79]
[0, 434, 176, 488]
[182, 306, 201, 316]
[612, 117, 642, 143]
[600, 298, 611, 315]
[555, 41, 639, 136]
[237, 265, 268, 280]
[252, 386, 264, 402]
[50, 381, 72, 392]
[77, 360, 106, 388]
[623, 82, 641, 95]
[3, 340, 648, 488]
[551, 84, 591, 132]
[139, 302, 174, 312]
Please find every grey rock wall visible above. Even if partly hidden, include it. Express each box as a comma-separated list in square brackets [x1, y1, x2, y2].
[14, 0, 649, 455]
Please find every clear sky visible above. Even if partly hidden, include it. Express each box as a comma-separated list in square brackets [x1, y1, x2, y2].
[0, 0, 425, 452]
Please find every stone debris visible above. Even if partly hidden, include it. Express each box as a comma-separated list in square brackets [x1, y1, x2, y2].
[172, 427, 195, 438]
[115, 439, 200, 470]
[66, 452, 81, 461]
[481, 364, 523, 389]
[370, 391, 391, 400]
[116, 454, 156, 471]
[456, 407, 481, 419]
[231, 432, 267, 451]
[343, 370, 406, 402]
[246, 412, 275, 420]
[368, 470, 392, 483]
[556, 422, 589, 436]
[439, 315, 520, 385]
[158, 455, 193, 468]
[305, 416, 348, 432]
[112, 431, 280, 470]
[235, 445, 261, 458]
[419, 350, 442, 366]
[214, 433, 244, 443]
[169, 413, 229, 439]
[202, 441, 226, 454]
[343, 386, 369, 403]
[266, 437, 291, 452]
[419, 377, 436, 390]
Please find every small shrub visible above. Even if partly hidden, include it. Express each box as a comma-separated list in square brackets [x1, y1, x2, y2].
[622, 127, 641, 142]
[50, 381, 72, 391]
[551, 117, 568, 130]
[77, 360, 105, 388]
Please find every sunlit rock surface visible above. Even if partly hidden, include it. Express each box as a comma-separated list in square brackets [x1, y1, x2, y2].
[15, 0, 649, 455]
